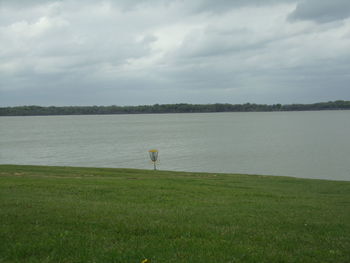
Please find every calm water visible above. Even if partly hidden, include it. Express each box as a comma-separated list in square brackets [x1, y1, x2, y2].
[1, 111, 349, 181]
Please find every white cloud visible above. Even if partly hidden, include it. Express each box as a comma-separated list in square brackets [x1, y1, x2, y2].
[0, 0, 349, 106]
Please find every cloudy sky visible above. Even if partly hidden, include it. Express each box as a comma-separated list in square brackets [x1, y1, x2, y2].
[1, 0, 349, 106]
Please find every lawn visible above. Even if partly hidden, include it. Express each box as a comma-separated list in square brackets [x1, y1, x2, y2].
[0, 165, 349, 262]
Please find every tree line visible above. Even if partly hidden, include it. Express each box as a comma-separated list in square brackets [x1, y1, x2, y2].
[1, 100, 349, 116]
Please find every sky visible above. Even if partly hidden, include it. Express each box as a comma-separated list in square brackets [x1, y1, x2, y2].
[0, 0, 350, 106]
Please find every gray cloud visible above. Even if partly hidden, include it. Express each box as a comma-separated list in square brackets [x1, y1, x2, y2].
[288, 0, 350, 23]
[191, 0, 295, 14]
[1, 0, 350, 106]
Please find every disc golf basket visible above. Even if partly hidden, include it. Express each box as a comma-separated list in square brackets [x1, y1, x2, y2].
[148, 149, 159, 170]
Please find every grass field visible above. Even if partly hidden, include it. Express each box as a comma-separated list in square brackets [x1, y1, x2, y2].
[0, 165, 349, 263]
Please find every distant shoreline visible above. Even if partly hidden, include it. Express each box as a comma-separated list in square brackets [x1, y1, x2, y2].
[1, 100, 349, 116]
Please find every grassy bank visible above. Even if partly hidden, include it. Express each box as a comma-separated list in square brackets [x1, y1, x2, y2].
[0, 165, 349, 262]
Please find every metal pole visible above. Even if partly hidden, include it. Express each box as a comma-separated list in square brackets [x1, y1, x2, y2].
[153, 162, 156, 170]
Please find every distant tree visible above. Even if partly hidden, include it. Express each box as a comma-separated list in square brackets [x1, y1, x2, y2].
[1, 101, 349, 116]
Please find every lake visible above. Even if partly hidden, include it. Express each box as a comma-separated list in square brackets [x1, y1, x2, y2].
[1, 111, 349, 181]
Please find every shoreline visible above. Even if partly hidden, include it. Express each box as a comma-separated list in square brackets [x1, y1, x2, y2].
[1, 100, 349, 116]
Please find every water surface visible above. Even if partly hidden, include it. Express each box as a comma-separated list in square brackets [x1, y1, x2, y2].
[1, 111, 349, 181]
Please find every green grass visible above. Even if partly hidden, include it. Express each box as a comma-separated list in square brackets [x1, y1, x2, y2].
[0, 165, 349, 263]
